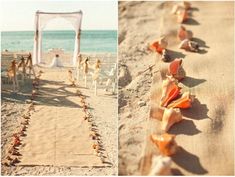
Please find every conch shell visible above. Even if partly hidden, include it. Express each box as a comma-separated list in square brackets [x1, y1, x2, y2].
[168, 58, 186, 81]
[148, 155, 172, 176]
[179, 39, 199, 52]
[161, 108, 182, 132]
[149, 36, 168, 54]
[177, 26, 193, 41]
[150, 133, 178, 156]
[150, 105, 165, 121]
[161, 49, 171, 62]
[160, 76, 181, 107]
[177, 10, 188, 23]
[183, 1, 191, 10]
[167, 92, 194, 109]
[171, 4, 180, 14]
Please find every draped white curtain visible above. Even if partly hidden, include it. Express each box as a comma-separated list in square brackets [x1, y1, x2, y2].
[32, 11, 83, 66]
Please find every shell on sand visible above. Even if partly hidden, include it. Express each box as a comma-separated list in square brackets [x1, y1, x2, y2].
[159, 36, 168, 49]
[168, 58, 186, 81]
[179, 39, 199, 52]
[149, 36, 168, 54]
[177, 10, 188, 23]
[150, 133, 178, 156]
[148, 155, 172, 176]
[150, 105, 165, 121]
[183, 1, 191, 10]
[171, 4, 180, 14]
[160, 76, 181, 107]
[161, 49, 171, 62]
[167, 92, 194, 109]
[179, 39, 190, 50]
[161, 108, 182, 132]
[178, 26, 193, 41]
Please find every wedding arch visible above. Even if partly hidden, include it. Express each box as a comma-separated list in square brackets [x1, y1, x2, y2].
[32, 11, 83, 66]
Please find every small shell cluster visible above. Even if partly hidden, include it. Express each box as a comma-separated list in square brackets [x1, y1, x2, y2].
[149, 36, 171, 62]
[75, 88, 107, 163]
[171, 1, 191, 23]
[173, 4, 200, 52]
[150, 75, 194, 134]
[2, 70, 42, 166]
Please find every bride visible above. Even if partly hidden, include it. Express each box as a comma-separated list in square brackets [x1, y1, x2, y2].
[49, 54, 63, 67]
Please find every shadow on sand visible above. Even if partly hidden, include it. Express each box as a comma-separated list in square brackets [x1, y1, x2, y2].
[168, 119, 201, 136]
[172, 147, 208, 175]
[181, 76, 206, 88]
[181, 98, 210, 120]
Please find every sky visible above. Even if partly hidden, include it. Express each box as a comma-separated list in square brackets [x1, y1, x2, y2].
[0, 0, 117, 31]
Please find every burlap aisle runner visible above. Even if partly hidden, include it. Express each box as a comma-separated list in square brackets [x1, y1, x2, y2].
[140, 2, 234, 175]
[19, 69, 106, 167]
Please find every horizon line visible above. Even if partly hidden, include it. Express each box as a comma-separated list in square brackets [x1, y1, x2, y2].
[1, 29, 117, 32]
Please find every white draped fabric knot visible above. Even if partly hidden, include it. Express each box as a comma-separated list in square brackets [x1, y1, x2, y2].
[32, 11, 83, 66]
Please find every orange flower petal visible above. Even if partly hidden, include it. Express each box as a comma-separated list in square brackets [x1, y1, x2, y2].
[150, 133, 178, 156]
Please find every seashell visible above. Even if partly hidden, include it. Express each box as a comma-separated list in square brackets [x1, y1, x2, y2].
[148, 155, 172, 175]
[168, 58, 186, 81]
[92, 143, 99, 149]
[160, 76, 181, 107]
[188, 40, 199, 52]
[183, 1, 191, 10]
[21, 125, 27, 131]
[177, 10, 188, 23]
[12, 157, 20, 164]
[161, 108, 182, 132]
[149, 36, 168, 54]
[161, 49, 171, 62]
[2, 160, 10, 166]
[150, 105, 165, 121]
[179, 39, 199, 52]
[171, 4, 180, 14]
[12, 138, 21, 147]
[12, 149, 20, 156]
[159, 36, 168, 49]
[150, 133, 178, 156]
[21, 119, 29, 125]
[177, 26, 193, 41]
[89, 132, 97, 140]
[6, 155, 13, 161]
[167, 92, 194, 109]
[179, 39, 189, 49]
[8, 146, 15, 154]
[22, 114, 30, 119]
[18, 129, 26, 136]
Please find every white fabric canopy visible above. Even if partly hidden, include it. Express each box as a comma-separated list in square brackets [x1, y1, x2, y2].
[32, 11, 83, 66]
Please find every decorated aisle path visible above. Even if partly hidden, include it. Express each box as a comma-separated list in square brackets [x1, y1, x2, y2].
[18, 68, 108, 167]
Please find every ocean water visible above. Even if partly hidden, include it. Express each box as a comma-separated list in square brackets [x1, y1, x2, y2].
[1, 30, 117, 53]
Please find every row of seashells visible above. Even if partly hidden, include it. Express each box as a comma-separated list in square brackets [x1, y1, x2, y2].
[147, 2, 199, 175]
[2, 71, 42, 166]
[76, 89, 107, 163]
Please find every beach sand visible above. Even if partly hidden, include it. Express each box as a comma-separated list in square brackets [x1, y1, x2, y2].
[1, 53, 117, 175]
[118, 1, 234, 175]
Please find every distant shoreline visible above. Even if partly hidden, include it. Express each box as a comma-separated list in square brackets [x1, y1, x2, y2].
[1, 29, 117, 33]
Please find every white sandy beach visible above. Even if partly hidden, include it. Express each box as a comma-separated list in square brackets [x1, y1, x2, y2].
[1, 52, 117, 175]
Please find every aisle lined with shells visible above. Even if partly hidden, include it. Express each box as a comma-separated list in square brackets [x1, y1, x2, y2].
[2, 68, 110, 167]
[140, 1, 208, 175]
